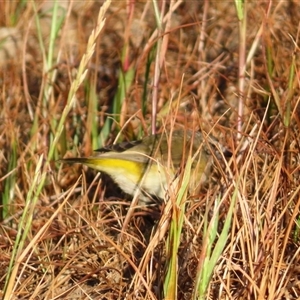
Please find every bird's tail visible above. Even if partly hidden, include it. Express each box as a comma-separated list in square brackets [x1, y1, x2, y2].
[59, 157, 91, 165]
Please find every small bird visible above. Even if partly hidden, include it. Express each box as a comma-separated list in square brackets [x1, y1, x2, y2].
[60, 130, 230, 204]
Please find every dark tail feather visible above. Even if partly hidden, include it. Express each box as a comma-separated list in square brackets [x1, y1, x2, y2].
[59, 157, 90, 165]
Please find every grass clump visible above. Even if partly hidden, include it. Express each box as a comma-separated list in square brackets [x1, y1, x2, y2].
[1, 1, 300, 299]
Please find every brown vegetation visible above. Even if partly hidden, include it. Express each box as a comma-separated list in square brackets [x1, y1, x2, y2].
[0, 1, 300, 299]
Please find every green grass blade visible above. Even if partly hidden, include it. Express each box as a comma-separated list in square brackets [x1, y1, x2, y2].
[164, 157, 192, 299]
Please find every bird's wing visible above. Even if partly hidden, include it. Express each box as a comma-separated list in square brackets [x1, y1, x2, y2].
[93, 136, 158, 164]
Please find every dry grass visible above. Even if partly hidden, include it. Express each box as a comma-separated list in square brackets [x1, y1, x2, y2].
[1, 1, 300, 299]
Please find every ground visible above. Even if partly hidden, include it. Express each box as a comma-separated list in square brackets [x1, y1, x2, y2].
[0, 1, 300, 299]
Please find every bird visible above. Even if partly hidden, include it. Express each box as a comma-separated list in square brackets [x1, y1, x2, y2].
[60, 129, 230, 204]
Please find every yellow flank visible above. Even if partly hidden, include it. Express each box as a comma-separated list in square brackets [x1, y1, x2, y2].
[83, 157, 170, 200]
[86, 158, 143, 182]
